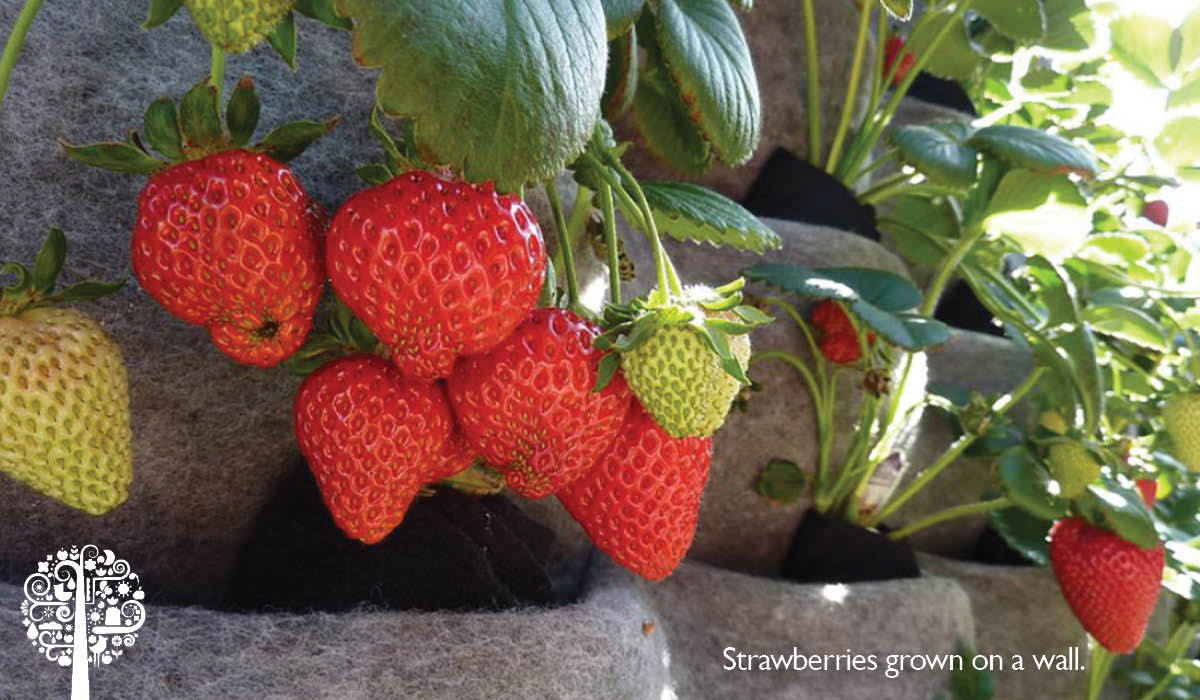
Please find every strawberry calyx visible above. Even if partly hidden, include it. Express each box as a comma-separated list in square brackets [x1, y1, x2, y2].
[354, 104, 432, 185]
[60, 75, 337, 175]
[0, 228, 125, 317]
[593, 277, 771, 391]
[282, 296, 383, 376]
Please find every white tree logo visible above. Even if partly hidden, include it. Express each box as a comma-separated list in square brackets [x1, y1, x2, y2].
[20, 545, 146, 700]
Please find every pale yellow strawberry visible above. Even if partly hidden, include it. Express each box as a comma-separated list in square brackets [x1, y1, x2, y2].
[0, 307, 132, 514]
[1164, 394, 1200, 471]
[185, 0, 294, 54]
[1047, 441, 1100, 499]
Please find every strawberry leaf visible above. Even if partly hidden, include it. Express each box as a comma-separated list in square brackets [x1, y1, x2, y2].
[967, 125, 1098, 179]
[58, 140, 162, 174]
[225, 78, 261, 147]
[256, 118, 338, 162]
[1077, 480, 1160, 549]
[878, 0, 912, 21]
[754, 459, 808, 505]
[143, 0, 183, 29]
[633, 40, 712, 177]
[888, 124, 979, 189]
[989, 506, 1052, 565]
[602, 0, 646, 38]
[640, 181, 781, 253]
[142, 98, 183, 160]
[294, 0, 352, 30]
[649, 0, 760, 165]
[268, 13, 298, 69]
[179, 78, 224, 152]
[336, 0, 606, 193]
[997, 447, 1069, 520]
[602, 29, 639, 120]
[974, 0, 1045, 42]
[32, 228, 66, 296]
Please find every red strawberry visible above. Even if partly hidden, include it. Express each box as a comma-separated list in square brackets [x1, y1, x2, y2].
[326, 170, 547, 380]
[136, 149, 326, 367]
[812, 301, 875, 364]
[293, 354, 454, 543]
[558, 400, 713, 580]
[811, 299, 855, 336]
[819, 332, 863, 364]
[1049, 517, 1164, 653]
[446, 308, 633, 498]
[1141, 200, 1169, 227]
[1136, 479, 1157, 508]
[426, 431, 477, 483]
[884, 36, 916, 86]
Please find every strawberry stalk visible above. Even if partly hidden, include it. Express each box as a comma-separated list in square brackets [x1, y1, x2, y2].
[798, 0, 821, 166]
[1086, 644, 1114, 700]
[544, 180, 582, 310]
[823, 0, 872, 174]
[210, 46, 226, 103]
[0, 0, 45, 118]
[884, 496, 1012, 541]
[599, 182, 622, 306]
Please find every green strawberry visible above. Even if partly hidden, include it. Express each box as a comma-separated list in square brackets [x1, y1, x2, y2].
[1046, 442, 1101, 499]
[185, 0, 294, 54]
[621, 306, 750, 438]
[0, 230, 131, 514]
[1164, 394, 1200, 471]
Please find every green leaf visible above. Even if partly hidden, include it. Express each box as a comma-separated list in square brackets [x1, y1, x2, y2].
[1077, 480, 1160, 549]
[601, 0, 645, 38]
[255, 118, 338, 162]
[141, 97, 183, 161]
[906, 8, 982, 80]
[888, 125, 979, 188]
[602, 29, 639, 120]
[1081, 304, 1168, 351]
[1040, 0, 1095, 52]
[633, 50, 712, 176]
[878, 0, 912, 22]
[1168, 76, 1200, 110]
[356, 163, 393, 185]
[594, 351, 622, 392]
[975, 0, 1044, 42]
[51, 279, 127, 303]
[143, 0, 184, 29]
[649, 0, 760, 165]
[990, 506, 1052, 565]
[338, 0, 607, 193]
[967, 125, 1097, 178]
[742, 264, 950, 350]
[178, 78, 224, 151]
[268, 12, 298, 69]
[948, 652, 996, 700]
[997, 448, 1069, 520]
[1078, 233, 1148, 266]
[31, 228, 66, 295]
[225, 77, 261, 147]
[754, 459, 808, 505]
[1179, 4, 1200, 73]
[1155, 117, 1200, 170]
[1110, 14, 1175, 88]
[640, 181, 780, 253]
[294, 0, 353, 30]
[58, 140, 163, 174]
[982, 170, 1089, 259]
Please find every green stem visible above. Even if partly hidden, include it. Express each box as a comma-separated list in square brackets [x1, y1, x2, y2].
[764, 296, 825, 367]
[866, 11, 887, 130]
[839, 0, 977, 181]
[566, 185, 593, 239]
[608, 157, 682, 298]
[867, 366, 1046, 527]
[815, 367, 840, 509]
[921, 224, 986, 317]
[545, 181, 581, 309]
[858, 171, 915, 205]
[829, 392, 880, 512]
[850, 148, 899, 184]
[1086, 643, 1114, 700]
[599, 182, 621, 306]
[751, 350, 825, 422]
[1135, 672, 1171, 700]
[0, 0, 45, 118]
[825, 1, 873, 173]
[799, 0, 822, 165]
[210, 46, 225, 103]
[885, 497, 1011, 541]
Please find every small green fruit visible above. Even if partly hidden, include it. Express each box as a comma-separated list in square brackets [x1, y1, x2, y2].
[1164, 394, 1200, 471]
[1047, 442, 1100, 499]
[185, 0, 294, 54]
[0, 308, 132, 514]
[621, 307, 750, 439]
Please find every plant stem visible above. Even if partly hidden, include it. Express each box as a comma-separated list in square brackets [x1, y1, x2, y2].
[545, 181, 580, 309]
[815, 366, 840, 510]
[566, 185, 593, 240]
[885, 497, 1011, 541]
[764, 296, 825, 366]
[599, 182, 621, 306]
[858, 171, 915, 205]
[210, 46, 225, 102]
[0, 0, 45, 118]
[751, 350, 824, 422]
[1086, 642, 1114, 700]
[825, 1, 873, 173]
[839, 0, 976, 181]
[921, 224, 986, 317]
[799, 0, 822, 166]
[850, 148, 899, 184]
[867, 365, 1046, 527]
[610, 159, 682, 298]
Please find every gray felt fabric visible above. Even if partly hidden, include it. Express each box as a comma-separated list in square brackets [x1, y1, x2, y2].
[0, 554, 671, 700]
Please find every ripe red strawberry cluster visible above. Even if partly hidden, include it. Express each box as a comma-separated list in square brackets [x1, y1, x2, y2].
[290, 171, 713, 580]
[811, 299, 875, 364]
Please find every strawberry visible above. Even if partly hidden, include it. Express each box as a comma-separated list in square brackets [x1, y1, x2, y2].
[293, 353, 456, 543]
[819, 332, 862, 365]
[811, 300, 874, 365]
[326, 170, 547, 380]
[1046, 442, 1101, 499]
[884, 36, 916, 86]
[1136, 479, 1157, 508]
[446, 308, 633, 498]
[558, 400, 713, 580]
[426, 432, 477, 483]
[0, 229, 132, 514]
[1141, 200, 1169, 227]
[811, 299, 855, 336]
[1049, 516, 1163, 653]
[183, 0, 293, 53]
[1163, 393, 1200, 471]
[63, 77, 335, 368]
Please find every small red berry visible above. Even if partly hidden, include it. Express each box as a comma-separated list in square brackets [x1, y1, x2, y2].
[1141, 200, 1168, 227]
[884, 36, 916, 86]
[1136, 478, 1157, 508]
